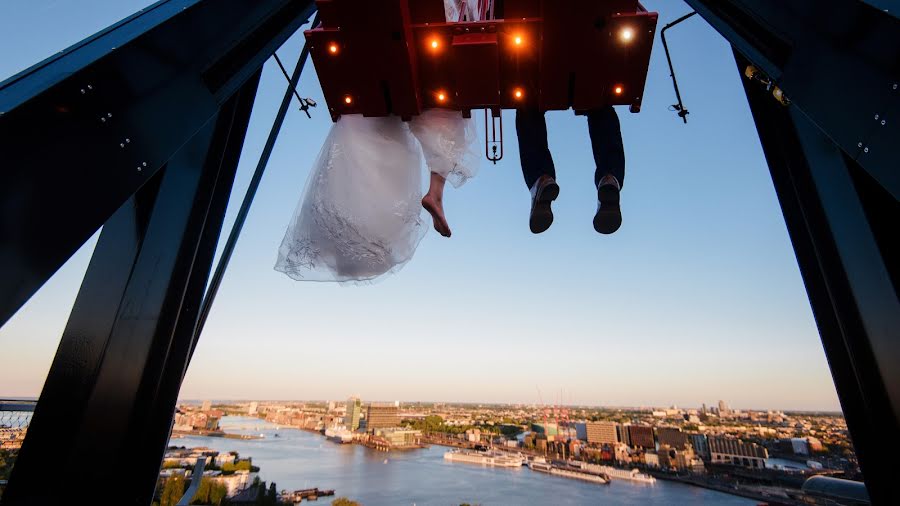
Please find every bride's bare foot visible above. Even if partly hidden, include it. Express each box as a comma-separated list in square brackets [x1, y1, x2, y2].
[422, 193, 451, 237]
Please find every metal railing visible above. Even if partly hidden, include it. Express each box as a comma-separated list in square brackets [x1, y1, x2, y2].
[1, 399, 35, 491]
[0, 400, 35, 449]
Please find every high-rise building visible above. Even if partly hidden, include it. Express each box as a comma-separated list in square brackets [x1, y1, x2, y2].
[248, 402, 258, 415]
[628, 425, 655, 449]
[586, 421, 619, 445]
[574, 422, 587, 441]
[718, 400, 730, 416]
[656, 427, 688, 449]
[366, 402, 400, 430]
[688, 433, 709, 459]
[708, 436, 768, 469]
[617, 424, 632, 446]
[201, 400, 212, 411]
[345, 397, 362, 431]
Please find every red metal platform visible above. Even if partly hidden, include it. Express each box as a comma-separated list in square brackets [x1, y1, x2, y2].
[305, 0, 658, 120]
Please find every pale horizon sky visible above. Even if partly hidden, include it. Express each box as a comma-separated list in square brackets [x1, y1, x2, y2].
[0, 0, 842, 413]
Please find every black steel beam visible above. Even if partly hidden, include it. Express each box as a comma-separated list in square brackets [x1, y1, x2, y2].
[2, 70, 261, 506]
[0, 0, 316, 328]
[685, 0, 900, 200]
[737, 51, 899, 505]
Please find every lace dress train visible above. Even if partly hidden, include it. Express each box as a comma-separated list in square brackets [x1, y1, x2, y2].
[274, 115, 427, 283]
[409, 108, 480, 188]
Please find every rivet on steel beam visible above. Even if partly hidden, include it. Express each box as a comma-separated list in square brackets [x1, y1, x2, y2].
[125, 138, 130, 143]
[857, 142, 863, 148]
[120, 143, 125, 148]
[863, 147, 869, 153]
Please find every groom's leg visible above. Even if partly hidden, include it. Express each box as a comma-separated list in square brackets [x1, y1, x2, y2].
[587, 106, 625, 234]
[516, 108, 559, 234]
[515, 108, 556, 188]
[586, 106, 625, 188]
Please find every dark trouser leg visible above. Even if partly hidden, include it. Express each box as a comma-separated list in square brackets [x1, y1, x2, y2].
[587, 106, 625, 188]
[515, 108, 556, 189]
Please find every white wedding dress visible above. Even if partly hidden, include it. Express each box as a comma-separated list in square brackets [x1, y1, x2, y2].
[275, 1, 480, 283]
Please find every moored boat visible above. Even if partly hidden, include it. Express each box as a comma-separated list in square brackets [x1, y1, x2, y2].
[576, 462, 656, 484]
[527, 458, 610, 485]
[443, 450, 524, 468]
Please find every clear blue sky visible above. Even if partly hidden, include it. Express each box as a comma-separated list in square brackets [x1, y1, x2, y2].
[0, 0, 841, 412]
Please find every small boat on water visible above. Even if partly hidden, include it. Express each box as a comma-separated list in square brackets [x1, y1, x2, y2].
[444, 450, 524, 468]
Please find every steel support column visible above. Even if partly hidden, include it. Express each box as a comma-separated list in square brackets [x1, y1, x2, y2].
[2, 71, 261, 506]
[0, 0, 315, 328]
[737, 51, 899, 505]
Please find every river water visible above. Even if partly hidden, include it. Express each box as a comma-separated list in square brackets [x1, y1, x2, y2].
[171, 416, 754, 505]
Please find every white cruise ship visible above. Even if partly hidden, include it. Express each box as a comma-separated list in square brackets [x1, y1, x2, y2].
[443, 450, 524, 468]
[528, 458, 610, 485]
[574, 462, 656, 484]
[324, 427, 353, 444]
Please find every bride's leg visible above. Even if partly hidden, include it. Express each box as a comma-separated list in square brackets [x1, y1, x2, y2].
[422, 171, 451, 237]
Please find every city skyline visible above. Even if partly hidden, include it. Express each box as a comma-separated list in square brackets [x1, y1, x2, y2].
[172, 398, 844, 415]
[0, 0, 841, 412]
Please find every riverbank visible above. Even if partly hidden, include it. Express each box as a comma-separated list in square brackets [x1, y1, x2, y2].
[172, 416, 756, 505]
[651, 472, 802, 506]
[422, 437, 783, 503]
[172, 429, 263, 440]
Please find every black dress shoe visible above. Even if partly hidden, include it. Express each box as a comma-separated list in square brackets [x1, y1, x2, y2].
[593, 174, 622, 234]
[529, 175, 560, 234]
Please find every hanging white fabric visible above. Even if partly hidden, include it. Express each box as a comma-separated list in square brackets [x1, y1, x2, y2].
[274, 0, 481, 284]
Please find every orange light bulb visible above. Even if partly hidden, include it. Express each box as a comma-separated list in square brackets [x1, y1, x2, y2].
[514, 35, 523, 45]
[514, 88, 524, 100]
[329, 43, 339, 54]
[430, 39, 439, 49]
[614, 85, 623, 95]
[344, 95, 353, 104]
[437, 92, 446, 102]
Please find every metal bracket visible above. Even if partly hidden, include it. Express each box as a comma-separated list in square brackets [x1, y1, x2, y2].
[661, 11, 697, 123]
[484, 108, 503, 164]
[274, 53, 317, 118]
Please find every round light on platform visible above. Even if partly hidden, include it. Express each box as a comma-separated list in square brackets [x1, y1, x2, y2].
[430, 39, 440, 50]
[614, 85, 624, 95]
[513, 87, 524, 100]
[620, 27, 634, 42]
[344, 95, 353, 104]
[329, 43, 339, 54]
[514, 35, 523, 46]
[437, 91, 447, 102]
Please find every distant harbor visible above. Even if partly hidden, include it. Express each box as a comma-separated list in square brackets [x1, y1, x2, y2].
[168, 416, 758, 506]
[170, 394, 864, 506]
